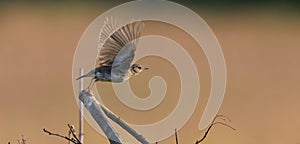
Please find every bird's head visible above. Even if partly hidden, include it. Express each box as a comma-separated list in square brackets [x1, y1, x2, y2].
[131, 64, 149, 74]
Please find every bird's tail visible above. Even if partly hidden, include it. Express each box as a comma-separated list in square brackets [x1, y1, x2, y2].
[76, 69, 95, 80]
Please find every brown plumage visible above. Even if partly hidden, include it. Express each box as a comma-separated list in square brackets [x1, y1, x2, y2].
[77, 17, 148, 89]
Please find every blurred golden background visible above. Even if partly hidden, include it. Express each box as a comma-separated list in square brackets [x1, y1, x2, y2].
[1, 1, 300, 144]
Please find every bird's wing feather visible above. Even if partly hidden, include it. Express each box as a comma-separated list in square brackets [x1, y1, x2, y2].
[97, 18, 144, 67]
[111, 42, 136, 80]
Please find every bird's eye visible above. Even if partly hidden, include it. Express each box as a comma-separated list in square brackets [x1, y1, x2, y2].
[138, 66, 141, 69]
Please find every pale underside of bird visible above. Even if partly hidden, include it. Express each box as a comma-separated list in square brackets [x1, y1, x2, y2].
[76, 17, 148, 88]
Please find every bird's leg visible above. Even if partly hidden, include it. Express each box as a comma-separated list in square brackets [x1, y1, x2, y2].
[87, 78, 95, 90]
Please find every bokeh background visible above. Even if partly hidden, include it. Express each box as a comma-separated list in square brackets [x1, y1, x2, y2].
[1, 0, 300, 144]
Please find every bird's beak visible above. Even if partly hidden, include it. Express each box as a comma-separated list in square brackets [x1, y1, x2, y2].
[143, 67, 149, 70]
[76, 74, 89, 80]
[76, 69, 95, 80]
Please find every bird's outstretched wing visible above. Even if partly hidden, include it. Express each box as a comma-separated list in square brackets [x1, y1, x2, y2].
[97, 17, 144, 67]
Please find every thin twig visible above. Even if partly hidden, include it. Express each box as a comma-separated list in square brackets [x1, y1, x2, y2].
[215, 114, 232, 122]
[195, 115, 235, 144]
[43, 128, 80, 144]
[195, 121, 214, 144]
[78, 68, 84, 143]
[68, 124, 81, 143]
[21, 135, 26, 144]
[212, 122, 236, 131]
[17, 135, 26, 144]
[175, 129, 179, 144]
[68, 125, 76, 144]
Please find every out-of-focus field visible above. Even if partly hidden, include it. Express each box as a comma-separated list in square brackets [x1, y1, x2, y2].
[1, 1, 300, 144]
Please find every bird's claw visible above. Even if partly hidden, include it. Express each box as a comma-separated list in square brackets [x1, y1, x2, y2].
[83, 88, 94, 96]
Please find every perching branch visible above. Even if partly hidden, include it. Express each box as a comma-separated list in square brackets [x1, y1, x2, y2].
[79, 89, 150, 144]
[100, 104, 150, 144]
[195, 115, 235, 144]
[79, 90, 123, 144]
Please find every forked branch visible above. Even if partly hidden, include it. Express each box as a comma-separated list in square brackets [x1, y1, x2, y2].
[195, 115, 235, 144]
[43, 124, 81, 144]
[79, 89, 150, 144]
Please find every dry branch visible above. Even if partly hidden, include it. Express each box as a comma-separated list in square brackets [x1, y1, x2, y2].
[195, 115, 235, 144]
[43, 126, 81, 144]
[175, 129, 179, 144]
[79, 90, 123, 144]
[100, 104, 150, 144]
[79, 89, 150, 144]
[17, 135, 26, 144]
[68, 124, 81, 143]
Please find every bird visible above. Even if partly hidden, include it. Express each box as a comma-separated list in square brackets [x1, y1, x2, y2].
[76, 17, 148, 89]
